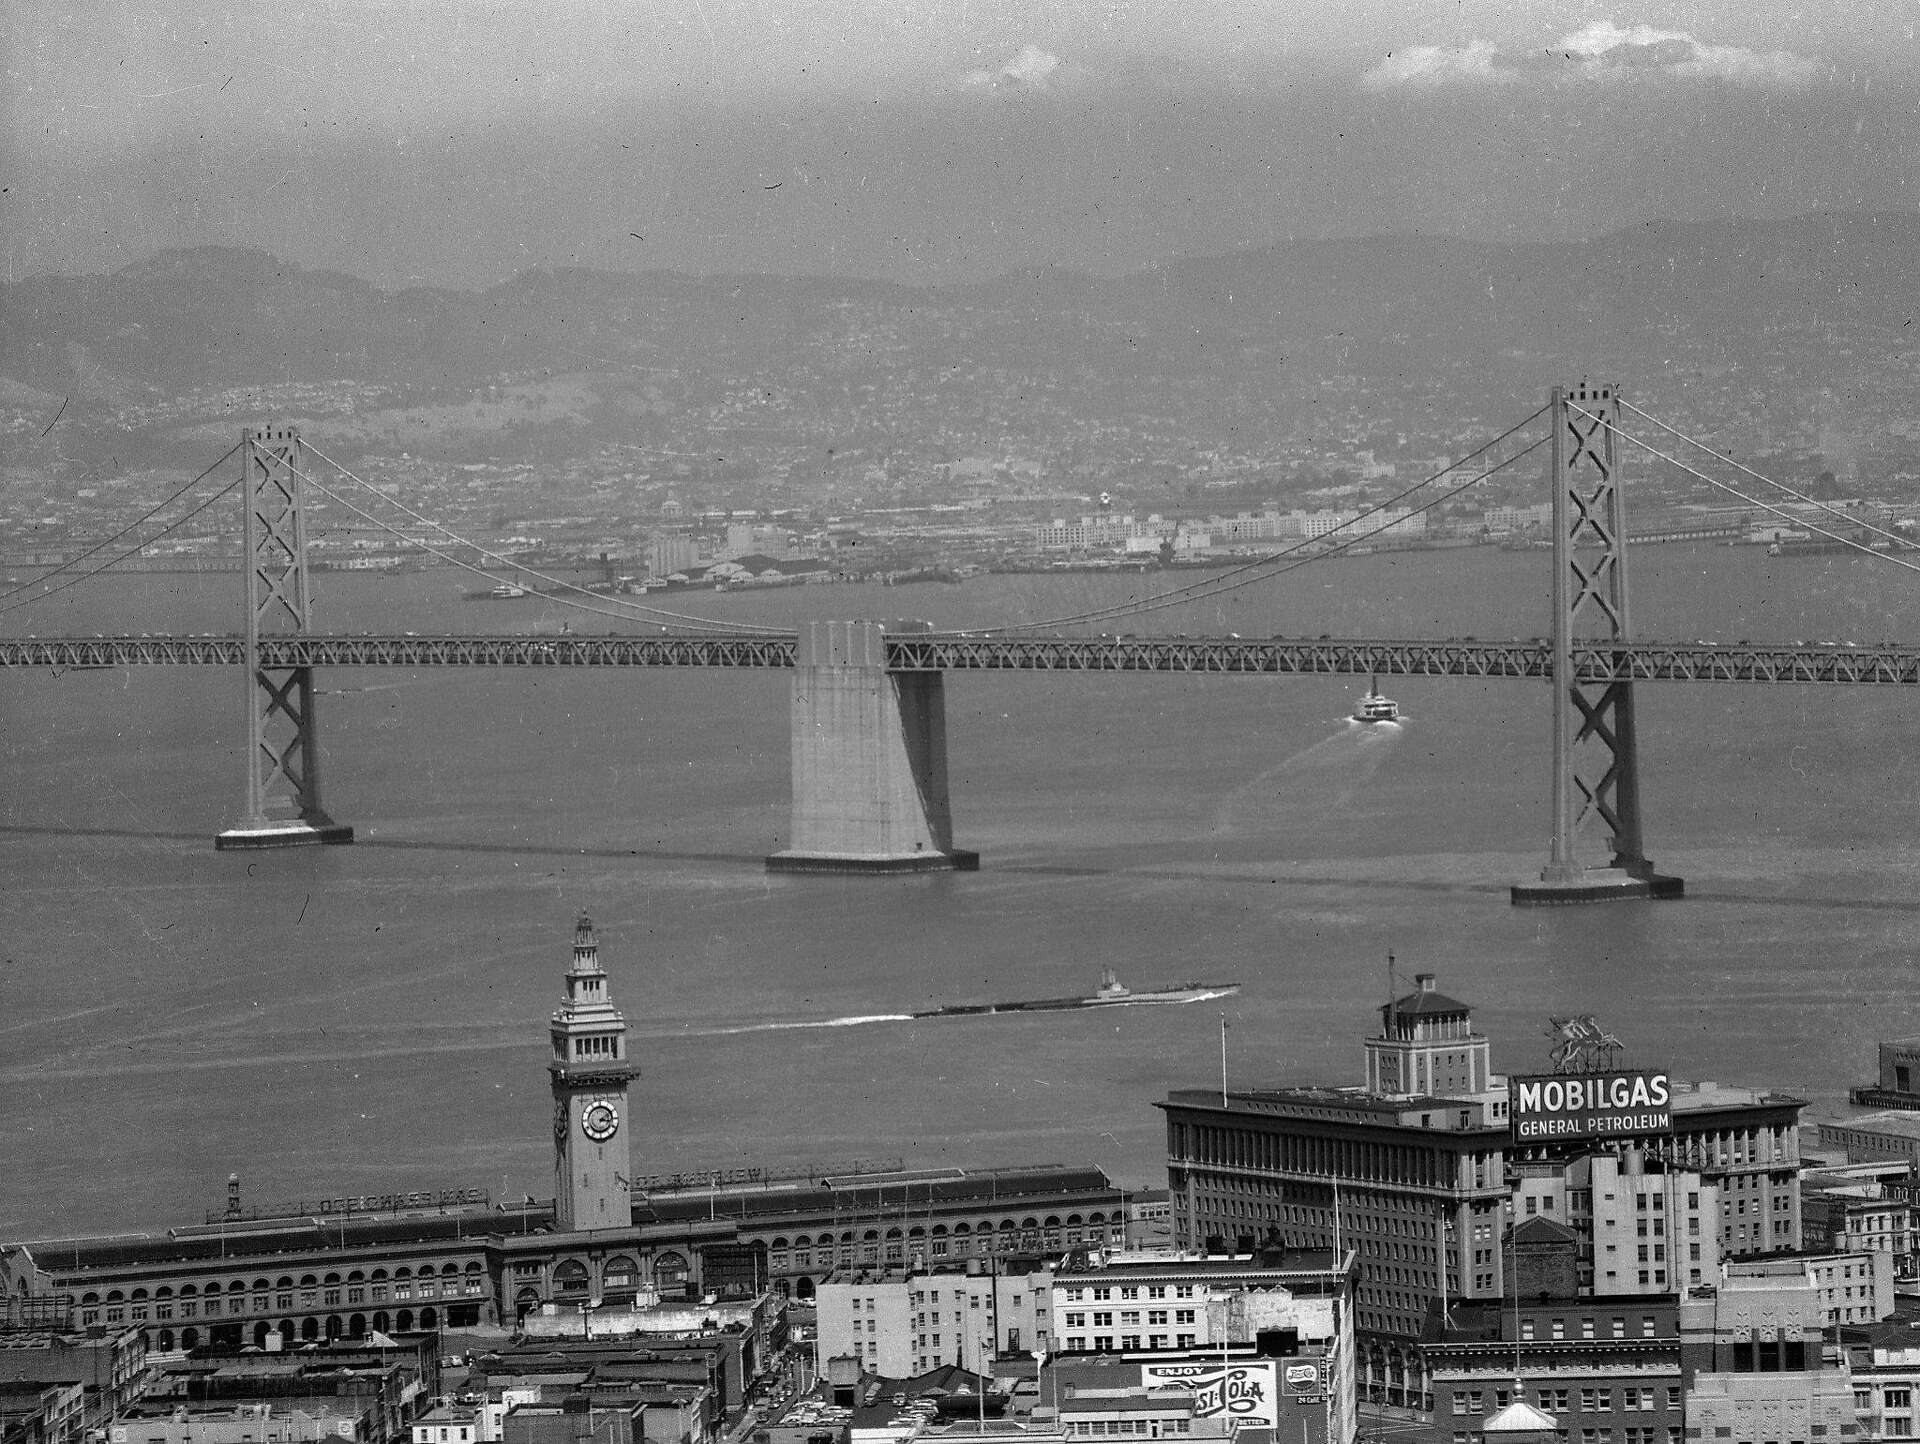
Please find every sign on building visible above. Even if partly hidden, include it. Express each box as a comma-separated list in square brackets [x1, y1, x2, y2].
[1510, 1072, 1672, 1142]
[1139, 1361, 1279, 1426]
[1280, 1359, 1331, 1402]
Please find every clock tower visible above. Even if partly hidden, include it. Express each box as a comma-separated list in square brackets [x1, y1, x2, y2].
[549, 914, 636, 1232]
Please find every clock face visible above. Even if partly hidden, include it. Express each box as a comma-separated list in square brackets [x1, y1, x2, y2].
[581, 1100, 620, 1142]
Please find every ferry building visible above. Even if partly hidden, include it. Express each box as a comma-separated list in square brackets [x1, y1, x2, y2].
[2, 918, 1128, 1346]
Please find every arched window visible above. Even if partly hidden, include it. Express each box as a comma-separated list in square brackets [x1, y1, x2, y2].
[602, 1256, 639, 1296]
[181, 1328, 199, 1350]
[418, 1307, 437, 1330]
[552, 1261, 589, 1295]
[654, 1252, 689, 1297]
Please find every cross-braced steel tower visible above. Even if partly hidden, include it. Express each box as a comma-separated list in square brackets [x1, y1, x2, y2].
[1512, 384, 1681, 904]
[214, 425, 353, 849]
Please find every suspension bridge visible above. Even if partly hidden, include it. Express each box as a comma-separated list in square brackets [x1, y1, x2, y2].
[4, 385, 1916, 904]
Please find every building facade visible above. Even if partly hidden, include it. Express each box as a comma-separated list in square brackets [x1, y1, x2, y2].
[1424, 1296, 1682, 1444]
[1159, 974, 1805, 1412]
[1048, 1247, 1357, 1444]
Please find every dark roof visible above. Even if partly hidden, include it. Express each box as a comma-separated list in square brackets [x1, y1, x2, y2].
[34, 1210, 554, 1275]
[1386, 987, 1474, 1017]
[1511, 1216, 1580, 1245]
[637, 1165, 1118, 1226]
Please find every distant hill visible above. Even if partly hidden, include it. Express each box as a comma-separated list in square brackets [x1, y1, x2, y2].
[2, 212, 1915, 469]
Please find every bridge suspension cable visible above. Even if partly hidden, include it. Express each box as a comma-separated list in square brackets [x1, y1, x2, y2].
[0, 468, 244, 617]
[1618, 399, 1916, 555]
[0, 442, 243, 611]
[1571, 404, 1920, 578]
[289, 460, 773, 636]
[970, 403, 1553, 635]
[297, 442, 790, 636]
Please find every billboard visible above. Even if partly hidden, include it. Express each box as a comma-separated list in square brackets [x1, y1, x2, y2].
[1510, 1071, 1672, 1142]
[1139, 1361, 1279, 1426]
[1280, 1358, 1331, 1402]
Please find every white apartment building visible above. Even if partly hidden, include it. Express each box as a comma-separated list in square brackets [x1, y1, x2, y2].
[816, 1263, 1055, 1379]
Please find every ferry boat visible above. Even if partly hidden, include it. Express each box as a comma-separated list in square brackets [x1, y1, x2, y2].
[1352, 676, 1400, 723]
[488, 583, 527, 599]
[913, 969, 1239, 1019]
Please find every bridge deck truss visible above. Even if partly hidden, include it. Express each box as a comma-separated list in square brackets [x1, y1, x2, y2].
[5, 634, 1920, 683]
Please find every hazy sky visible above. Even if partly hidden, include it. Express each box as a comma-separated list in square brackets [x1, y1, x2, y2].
[5, 0, 1918, 286]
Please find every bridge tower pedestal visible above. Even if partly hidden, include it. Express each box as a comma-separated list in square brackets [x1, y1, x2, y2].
[215, 425, 354, 850]
[767, 620, 978, 874]
[1513, 385, 1681, 905]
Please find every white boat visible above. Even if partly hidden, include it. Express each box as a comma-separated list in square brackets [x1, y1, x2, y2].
[1352, 677, 1400, 723]
[489, 583, 527, 600]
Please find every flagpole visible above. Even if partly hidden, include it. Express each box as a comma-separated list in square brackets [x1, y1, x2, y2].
[1220, 1012, 1229, 1107]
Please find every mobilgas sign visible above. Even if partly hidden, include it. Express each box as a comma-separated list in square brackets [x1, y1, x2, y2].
[1511, 1071, 1672, 1142]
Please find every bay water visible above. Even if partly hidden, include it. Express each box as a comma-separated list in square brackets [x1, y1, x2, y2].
[3, 543, 1917, 1241]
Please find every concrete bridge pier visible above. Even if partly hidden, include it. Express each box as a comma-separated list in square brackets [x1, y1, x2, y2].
[767, 620, 979, 874]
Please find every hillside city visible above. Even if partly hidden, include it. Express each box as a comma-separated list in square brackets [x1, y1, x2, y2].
[3, 222, 1919, 583]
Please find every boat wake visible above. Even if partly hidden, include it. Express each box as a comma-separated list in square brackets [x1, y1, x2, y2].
[695, 1013, 915, 1036]
[1209, 723, 1403, 835]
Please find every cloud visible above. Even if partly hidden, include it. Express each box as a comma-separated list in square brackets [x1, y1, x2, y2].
[1361, 19, 1818, 92]
[1556, 20, 1819, 86]
[961, 44, 1063, 91]
[1360, 40, 1517, 91]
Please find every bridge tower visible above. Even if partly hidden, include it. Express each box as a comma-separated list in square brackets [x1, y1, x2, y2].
[214, 425, 354, 849]
[767, 620, 978, 873]
[1512, 385, 1681, 904]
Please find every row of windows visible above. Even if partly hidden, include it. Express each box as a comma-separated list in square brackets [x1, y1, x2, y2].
[1451, 1387, 1678, 1415]
[71, 1262, 481, 1308]
[1064, 1335, 1198, 1352]
[1063, 1285, 1196, 1302]
[1066, 1421, 1193, 1435]
[1451, 1430, 1677, 1444]
[776, 1231, 1113, 1271]
[1518, 1315, 1664, 1341]
[1063, 1310, 1197, 1328]
[79, 1276, 483, 1326]
[767, 1213, 1111, 1246]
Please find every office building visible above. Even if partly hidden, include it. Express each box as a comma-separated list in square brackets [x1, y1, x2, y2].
[1159, 973, 1805, 1409]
